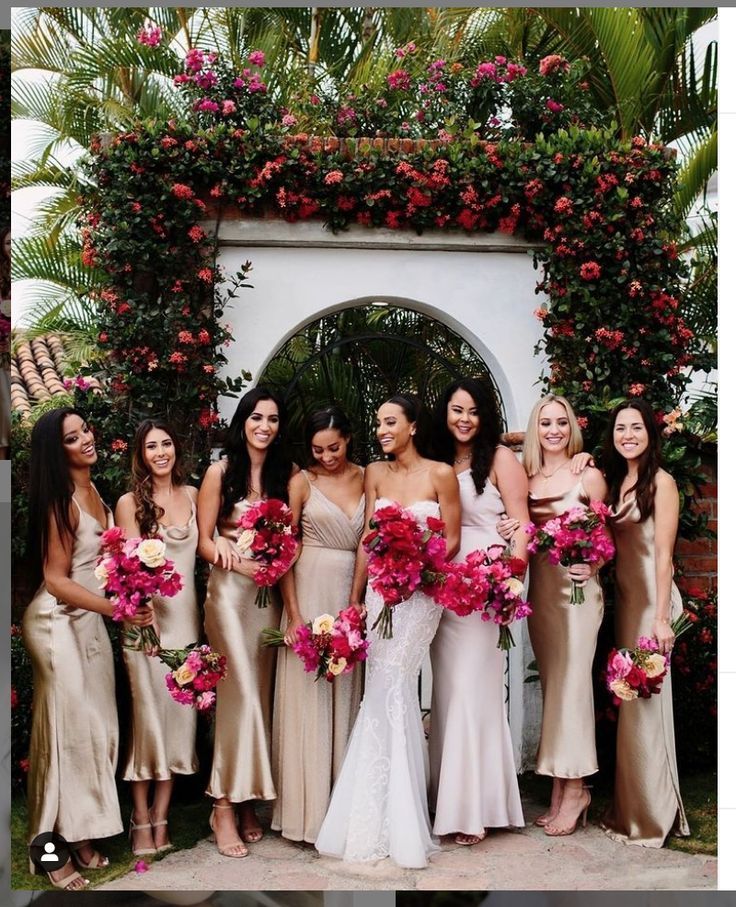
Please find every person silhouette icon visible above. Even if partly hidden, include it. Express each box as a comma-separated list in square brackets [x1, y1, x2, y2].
[40, 841, 60, 864]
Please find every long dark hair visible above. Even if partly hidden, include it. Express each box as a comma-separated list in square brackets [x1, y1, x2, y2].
[0, 227, 10, 298]
[130, 419, 185, 538]
[27, 407, 83, 588]
[432, 378, 503, 494]
[601, 398, 661, 521]
[220, 386, 291, 517]
[382, 393, 431, 458]
[304, 406, 354, 464]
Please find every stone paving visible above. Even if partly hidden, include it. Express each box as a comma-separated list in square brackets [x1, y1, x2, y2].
[99, 795, 715, 893]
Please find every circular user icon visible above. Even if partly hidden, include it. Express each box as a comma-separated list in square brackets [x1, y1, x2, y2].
[28, 832, 70, 873]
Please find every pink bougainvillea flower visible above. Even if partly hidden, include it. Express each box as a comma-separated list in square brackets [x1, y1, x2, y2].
[134, 860, 149, 874]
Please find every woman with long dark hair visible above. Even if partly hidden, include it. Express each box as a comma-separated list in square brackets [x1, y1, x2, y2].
[271, 405, 364, 843]
[599, 399, 689, 846]
[197, 387, 294, 858]
[22, 407, 153, 889]
[428, 377, 526, 844]
[316, 393, 461, 869]
[115, 420, 200, 855]
[521, 394, 607, 836]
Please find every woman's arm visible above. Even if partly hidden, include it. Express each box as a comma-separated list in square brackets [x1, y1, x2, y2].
[434, 462, 461, 560]
[114, 492, 140, 538]
[348, 463, 376, 607]
[44, 509, 151, 625]
[279, 471, 308, 645]
[492, 447, 530, 565]
[652, 470, 680, 654]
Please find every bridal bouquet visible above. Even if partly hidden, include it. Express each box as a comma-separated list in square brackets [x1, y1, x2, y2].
[606, 613, 692, 705]
[158, 644, 227, 711]
[476, 546, 532, 650]
[95, 527, 183, 651]
[363, 503, 447, 638]
[525, 500, 614, 604]
[432, 554, 490, 617]
[262, 605, 370, 682]
[236, 498, 298, 607]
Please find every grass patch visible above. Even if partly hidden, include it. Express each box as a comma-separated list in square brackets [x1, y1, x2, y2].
[11, 792, 213, 891]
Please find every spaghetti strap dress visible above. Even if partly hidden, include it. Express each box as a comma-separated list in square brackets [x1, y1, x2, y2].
[271, 473, 364, 842]
[204, 497, 281, 802]
[23, 495, 123, 842]
[600, 494, 689, 846]
[122, 490, 200, 780]
[526, 479, 604, 778]
[429, 470, 524, 835]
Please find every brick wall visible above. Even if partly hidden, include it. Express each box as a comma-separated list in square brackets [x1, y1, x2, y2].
[675, 452, 717, 595]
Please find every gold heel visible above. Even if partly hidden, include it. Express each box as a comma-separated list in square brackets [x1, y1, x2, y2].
[544, 790, 592, 837]
[29, 854, 89, 890]
[209, 803, 249, 858]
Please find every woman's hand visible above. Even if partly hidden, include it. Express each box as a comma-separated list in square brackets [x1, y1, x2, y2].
[213, 536, 240, 571]
[230, 556, 261, 579]
[126, 603, 155, 627]
[496, 513, 520, 542]
[653, 618, 675, 655]
[284, 616, 305, 647]
[567, 562, 595, 583]
[570, 452, 595, 475]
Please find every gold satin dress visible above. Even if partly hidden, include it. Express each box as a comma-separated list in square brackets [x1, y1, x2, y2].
[122, 491, 200, 780]
[271, 474, 364, 842]
[204, 498, 281, 802]
[601, 494, 690, 846]
[22, 496, 123, 842]
[527, 479, 604, 778]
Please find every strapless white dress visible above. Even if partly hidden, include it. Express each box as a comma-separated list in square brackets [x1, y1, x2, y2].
[315, 499, 444, 868]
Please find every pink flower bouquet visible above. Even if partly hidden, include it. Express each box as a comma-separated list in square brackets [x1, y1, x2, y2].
[236, 498, 298, 607]
[526, 500, 614, 604]
[95, 527, 183, 650]
[363, 503, 447, 638]
[606, 613, 692, 705]
[477, 546, 532, 650]
[158, 644, 227, 711]
[262, 604, 370, 682]
[432, 554, 491, 617]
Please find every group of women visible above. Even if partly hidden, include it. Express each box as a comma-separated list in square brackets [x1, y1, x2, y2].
[21, 379, 689, 888]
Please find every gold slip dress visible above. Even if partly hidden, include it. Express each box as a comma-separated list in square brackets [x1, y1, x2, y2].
[527, 478, 604, 778]
[122, 490, 200, 780]
[601, 494, 689, 846]
[23, 496, 123, 842]
[271, 472, 364, 842]
[204, 497, 281, 802]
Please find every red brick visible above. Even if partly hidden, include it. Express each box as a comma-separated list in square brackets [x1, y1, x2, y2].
[679, 556, 717, 573]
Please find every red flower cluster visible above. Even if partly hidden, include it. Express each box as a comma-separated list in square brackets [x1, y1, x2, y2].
[236, 499, 298, 607]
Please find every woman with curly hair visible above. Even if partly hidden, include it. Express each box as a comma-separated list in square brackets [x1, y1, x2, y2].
[115, 419, 200, 856]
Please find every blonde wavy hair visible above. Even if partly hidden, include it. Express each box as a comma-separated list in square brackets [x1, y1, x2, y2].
[522, 394, 583, 477]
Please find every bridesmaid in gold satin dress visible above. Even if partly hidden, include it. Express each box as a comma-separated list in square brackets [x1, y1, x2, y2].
[22, 408, 154, 890]
[197, 387, 295, 858]
[599, 399, 689, 846]
[115, 420, 200, 855]
[521, 395, 608, 836]
[271, 406, 364, 843]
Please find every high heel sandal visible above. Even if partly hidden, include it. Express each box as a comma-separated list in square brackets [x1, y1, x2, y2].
[455, 830, 487, 846]
[69, 840, 110, 869]
[149, 810, 173, 853]
[28, 855, 89, 890]
[238, 804, 264, 844]
[129, 813, 157, 856]
[209, 803, 249, 858]
[544, 789, 591, 837]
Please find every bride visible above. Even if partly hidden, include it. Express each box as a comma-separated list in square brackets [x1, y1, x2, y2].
[315, 394, 460, 869]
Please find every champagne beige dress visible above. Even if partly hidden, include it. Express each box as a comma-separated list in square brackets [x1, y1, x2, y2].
[429, 470, 524, 835]
[122, 490, 200, 780]
[271, 473, 364, 842]
[204, 497, 281, 802]
[22, 496, 123, 842]
[601, 494, 690, 846]
[527, 478, 604, 778]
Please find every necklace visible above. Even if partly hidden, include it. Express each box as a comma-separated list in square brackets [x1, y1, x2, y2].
[539, 461, 568, 480]
[454, 453, 472, 464]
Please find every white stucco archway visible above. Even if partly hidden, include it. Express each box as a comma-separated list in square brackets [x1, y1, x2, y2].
[210, 216, 548, 769]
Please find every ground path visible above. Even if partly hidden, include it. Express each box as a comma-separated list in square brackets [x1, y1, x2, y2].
[99, 792, 715, 892]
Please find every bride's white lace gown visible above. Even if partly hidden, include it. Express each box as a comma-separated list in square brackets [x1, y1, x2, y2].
[315, 499, 444, 869]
